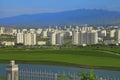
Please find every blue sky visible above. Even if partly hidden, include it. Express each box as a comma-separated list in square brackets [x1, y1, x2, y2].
[0, 0, 120, 18]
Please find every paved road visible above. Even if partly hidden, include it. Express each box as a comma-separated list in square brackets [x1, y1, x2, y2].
[96, 50, 120, 56]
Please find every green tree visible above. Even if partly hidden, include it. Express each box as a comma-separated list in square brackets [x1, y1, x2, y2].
[78, 69, 96, 80]
[58, 70, 97, 80]
[57, 74, 66, 80]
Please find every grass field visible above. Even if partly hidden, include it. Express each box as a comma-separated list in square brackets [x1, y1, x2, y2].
[0, 46, 120, 70]
[0, 77, 5, 80]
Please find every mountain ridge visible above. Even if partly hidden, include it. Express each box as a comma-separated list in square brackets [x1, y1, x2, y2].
[0, 9, 120, 27]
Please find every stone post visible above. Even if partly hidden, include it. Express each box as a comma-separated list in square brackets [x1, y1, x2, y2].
[6, 60, 18, 80]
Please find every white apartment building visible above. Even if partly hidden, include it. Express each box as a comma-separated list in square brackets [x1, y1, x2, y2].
[72, 30, 79, 45]
[23, 32, 36, 45]
[56, 33, 64, 45]
[12, 29, 17, 35]
[64, 31, 72, 38]
[50, 32, 56, 45]
[81, 26, 93, 31]
[22, 29, 27, 33]
[50, 32, 64, 45]
[72, 29, 98, 45]
[0, 27, 4, 34]
[109, 29, 116, 38]
[89, 30, 98, 45]
[29, 29, 36, 33]
[41, 31, 48, 38]
[115, 30, 120, 43]
[36, 28, 42, 35]
[98, 30, 106, 38]
[16, 32, 23, 44]
[79, 30, 86, 45]
[82, 30, 98, 45]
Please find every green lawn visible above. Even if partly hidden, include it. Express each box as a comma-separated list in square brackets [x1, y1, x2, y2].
[0, 46, 120, 70]
[0, 77, 5, 80]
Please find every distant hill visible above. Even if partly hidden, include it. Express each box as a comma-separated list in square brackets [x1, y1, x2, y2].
[0, 9, 120, 27]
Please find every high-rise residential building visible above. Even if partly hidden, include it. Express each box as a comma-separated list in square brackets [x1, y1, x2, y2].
[0, 27, 4, 34]
[50, 32, 56, 45]
[36, 28, 42, 35]
[50, 32, 64, 45]
[109, 29, 116, 38]
[72, 29, 98, 45]
[22, 29, 27, 33]
[80, 30, 98, 45]
[29, 29, 36, 33]
[89, 30, 98, 45]
[16, 30, 36, 45]
[23, 32, 36, 45]
[81, 26, 93, 31]
[12, 29, 17, 35]
[16, 32, 23, 44]
[98, 30, 106, 38]
[79, 30, 86, 45]
[115, 30, 120, 43]
[64, 31, 72, 38]
[72, 30, 79, 45]
[56, 33, 64, 45]
[41, 30, 48, 38]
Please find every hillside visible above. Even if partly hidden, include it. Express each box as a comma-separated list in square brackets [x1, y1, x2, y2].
[0, 9, 120, 27]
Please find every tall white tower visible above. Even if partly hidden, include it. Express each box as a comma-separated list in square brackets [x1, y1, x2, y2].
[115, 30, 120, 43]
[0, 27, 4, 34]
[72, 30, 79, 45]
[50, 32, 56, 45]
[56, 33, 64, 45]
[41, 31, 48, 38]
[16, 32, 24, 44]
[6, 60, 18, 80]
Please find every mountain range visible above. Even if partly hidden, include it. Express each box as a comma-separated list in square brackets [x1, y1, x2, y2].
[0, 9, 120, 27]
